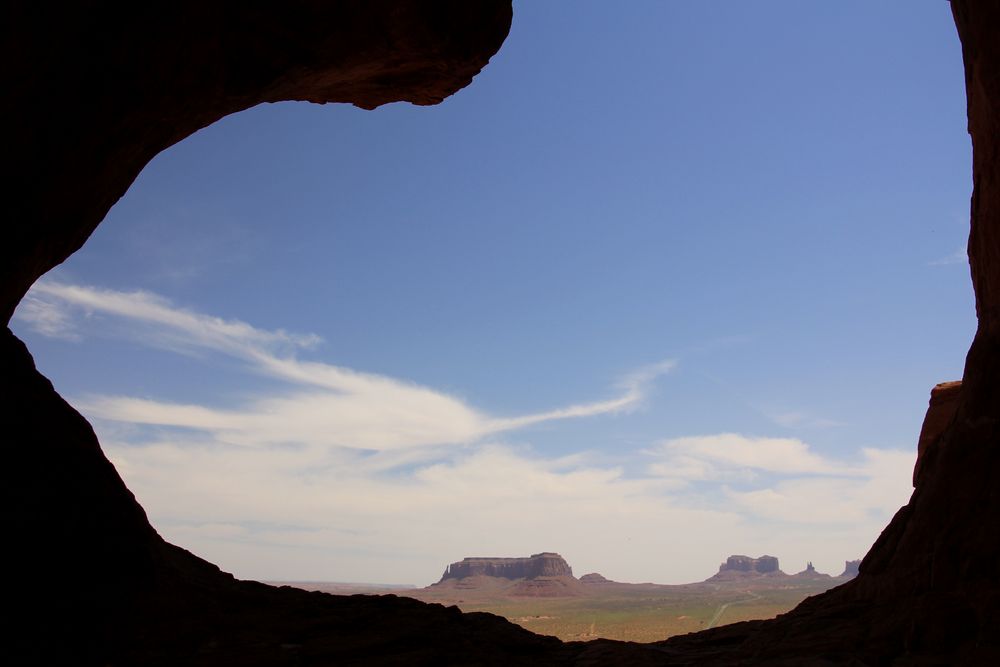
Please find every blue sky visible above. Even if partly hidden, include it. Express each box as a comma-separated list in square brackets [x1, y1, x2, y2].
[13, 1, 974, 585]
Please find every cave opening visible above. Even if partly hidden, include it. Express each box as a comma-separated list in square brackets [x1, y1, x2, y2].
[13, 0, 970, 590]
[6, 0, 997, 663]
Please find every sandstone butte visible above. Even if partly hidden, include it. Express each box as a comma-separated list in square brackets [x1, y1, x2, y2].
[714, 554, 782, 576]
[4, 1, 1000, 664]
[841, 559, 862, 578]
[706, 555, 848, 582]
[440, 552, 574, 581]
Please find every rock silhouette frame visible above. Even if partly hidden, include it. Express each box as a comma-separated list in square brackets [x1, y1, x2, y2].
[3, 1, 998, 664]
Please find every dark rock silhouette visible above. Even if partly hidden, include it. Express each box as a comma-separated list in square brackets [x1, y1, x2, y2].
[440, 553, 573, 582]
[913, 381, 962, 485]
[4, 0, 1000, 664]
[579, 572, 614, 584]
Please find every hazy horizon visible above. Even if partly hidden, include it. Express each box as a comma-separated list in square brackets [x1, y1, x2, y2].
[12, 1, 971, 586]
[267, 550, 859, 588]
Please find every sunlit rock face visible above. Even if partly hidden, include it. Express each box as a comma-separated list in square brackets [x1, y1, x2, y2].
[5, 0, 1000, 664]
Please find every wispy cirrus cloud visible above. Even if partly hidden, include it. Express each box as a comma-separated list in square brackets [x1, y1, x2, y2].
[489, 360, 676, 431]
[644, 433, 914, 525]
[768, 411, 845, 429]
[15, 292, 84, 341]
[25, 280, 321, 353]
[928, 246, 968, 267]
[647, 433, 850, 479]
[16, 280, 674, 451]
[725, 447, 914, 523]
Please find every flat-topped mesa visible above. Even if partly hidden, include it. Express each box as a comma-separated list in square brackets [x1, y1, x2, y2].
[440, 552, 572, 581]
[708, 554, 784, 581]
[721, 554, 781, 574]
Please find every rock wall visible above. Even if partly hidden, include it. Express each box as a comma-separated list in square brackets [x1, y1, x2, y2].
[913, 381, 963, 485]
[441, 553, 574, 581]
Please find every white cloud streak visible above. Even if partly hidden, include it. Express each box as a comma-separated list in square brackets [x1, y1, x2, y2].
[645, 434, 914, 526]
[17, 281, 672, 451]
[928, 246, 968, 267]
[648, 433, 851, 478]
[769, 411, 844, 429]
[14, 292, 83, 341]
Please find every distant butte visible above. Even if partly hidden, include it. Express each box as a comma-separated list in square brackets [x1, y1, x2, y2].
[708, 554, 784, 581]
[707, 555, 858, 582]
[439, 552, 572, 581]
[432, 552, 583, 597]
[793, 561, 832, 579]
[433, 552, 857, 591]
[841, 559, 861, 578]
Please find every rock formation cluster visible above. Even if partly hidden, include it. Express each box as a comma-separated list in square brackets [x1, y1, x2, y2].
[709, 555, 850, 581]
[440, 553, 573, 581]
[793, 562, 832, 580]
[4, 1, 1000, 664]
